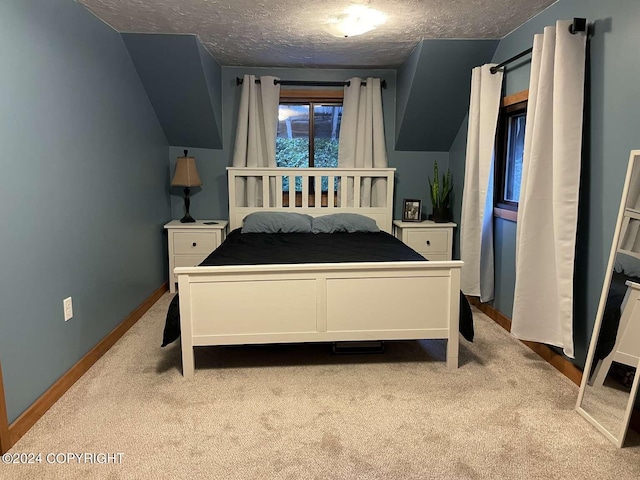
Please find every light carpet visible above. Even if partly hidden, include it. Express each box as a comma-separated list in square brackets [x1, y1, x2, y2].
[4, 293, 640, 479]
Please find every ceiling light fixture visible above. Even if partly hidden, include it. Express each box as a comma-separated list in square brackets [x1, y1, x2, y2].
[323, 5, 388, 38]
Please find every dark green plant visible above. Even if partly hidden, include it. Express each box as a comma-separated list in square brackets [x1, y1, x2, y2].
[428, 161, 453, 208]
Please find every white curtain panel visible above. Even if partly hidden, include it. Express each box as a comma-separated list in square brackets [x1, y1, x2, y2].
[232, 74, 281, 207]
[338, 77, 388, 207]
[511, 20, 587, 358]
[460, 64, 503, 302]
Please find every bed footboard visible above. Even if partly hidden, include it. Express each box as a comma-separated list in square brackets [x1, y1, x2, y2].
[177, 261, 462, 376]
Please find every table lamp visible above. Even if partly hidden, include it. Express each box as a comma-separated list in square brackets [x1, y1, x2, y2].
[171, 150, 202, 223]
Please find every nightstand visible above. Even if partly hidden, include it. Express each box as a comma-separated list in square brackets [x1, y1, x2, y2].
[393, 220, 456, 260]
[164, 220, 228, 293]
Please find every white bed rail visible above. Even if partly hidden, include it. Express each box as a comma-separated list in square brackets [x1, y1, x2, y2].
[227, 167, 396, 233]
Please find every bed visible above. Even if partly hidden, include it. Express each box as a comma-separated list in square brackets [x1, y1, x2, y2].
[169, 167, 465, 377]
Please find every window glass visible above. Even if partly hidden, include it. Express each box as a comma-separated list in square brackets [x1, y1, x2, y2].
[504, 112, 526, 203]
[276, 101, 342, 192]
[313, 104, 341, 166]
[277, 104, 310, 168]
[314, 104, 341, 191]
[495, 98, 527, 211]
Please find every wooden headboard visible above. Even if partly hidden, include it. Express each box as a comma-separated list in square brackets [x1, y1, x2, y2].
[227, 167, 396, 233]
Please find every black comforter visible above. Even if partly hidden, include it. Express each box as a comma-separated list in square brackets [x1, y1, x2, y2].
[162, 229, 474, 346]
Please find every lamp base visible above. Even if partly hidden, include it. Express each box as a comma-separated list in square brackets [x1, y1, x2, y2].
[180, 187, 196, 223]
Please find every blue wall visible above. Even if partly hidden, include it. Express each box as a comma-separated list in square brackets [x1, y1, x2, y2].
[448, 0, 640, 367]
[169, 66, 449, 223]
[0, 0, 170, 422]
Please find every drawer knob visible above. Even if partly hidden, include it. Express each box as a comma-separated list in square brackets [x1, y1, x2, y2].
[426, 240, 431, 246]
[192, 242, 197, 247]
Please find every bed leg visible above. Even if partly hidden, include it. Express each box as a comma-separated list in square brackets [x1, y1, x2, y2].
[446, 354, 459, 370]
[182, 344, 195, 377]
[446, 336, 459, 370]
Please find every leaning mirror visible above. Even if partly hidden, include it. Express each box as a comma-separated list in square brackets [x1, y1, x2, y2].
[577, 150, 640, 448]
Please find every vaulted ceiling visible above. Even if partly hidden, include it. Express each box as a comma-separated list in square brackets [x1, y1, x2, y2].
[75, 1, 554, 151]
[77, 0, 556, 68]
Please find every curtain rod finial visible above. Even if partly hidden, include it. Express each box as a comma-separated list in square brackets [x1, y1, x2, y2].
[569, 18, 587, 34]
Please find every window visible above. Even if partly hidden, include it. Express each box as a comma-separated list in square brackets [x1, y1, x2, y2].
[276, 90, 343, 192]
[495, 91, 528, 219]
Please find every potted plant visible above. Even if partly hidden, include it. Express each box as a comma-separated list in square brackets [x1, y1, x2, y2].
[428, 161, 453, 223]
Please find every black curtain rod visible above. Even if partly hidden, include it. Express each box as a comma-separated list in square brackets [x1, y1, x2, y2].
[490, 48, 533, 74]
[490, 17, 587, 74]
[235, 77, 387, 89]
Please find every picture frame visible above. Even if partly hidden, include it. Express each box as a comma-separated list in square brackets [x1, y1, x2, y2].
[402, 199, 422, 222]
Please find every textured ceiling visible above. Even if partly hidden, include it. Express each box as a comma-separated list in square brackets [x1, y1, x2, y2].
[76, 0, 557, 68]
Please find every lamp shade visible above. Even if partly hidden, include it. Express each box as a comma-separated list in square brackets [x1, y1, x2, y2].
[171, 155, 202, 187]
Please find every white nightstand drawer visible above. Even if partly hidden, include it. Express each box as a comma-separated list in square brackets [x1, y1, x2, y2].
[173, 232, 218, 255]
[174, 254, 210, 269]
[405, 229, 449, 254]
[393, 220, 455, 262]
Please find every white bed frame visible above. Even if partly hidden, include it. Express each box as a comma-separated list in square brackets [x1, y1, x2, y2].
[175, 167, 464, 376]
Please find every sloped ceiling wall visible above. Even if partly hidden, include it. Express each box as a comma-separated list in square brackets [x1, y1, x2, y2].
[122, 34, 222, 149]
[395, 39, 499, 152]
[122, 33, 498, 153]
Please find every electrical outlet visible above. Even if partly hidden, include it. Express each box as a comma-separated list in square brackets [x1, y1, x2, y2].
[63, 297, 73, 321]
